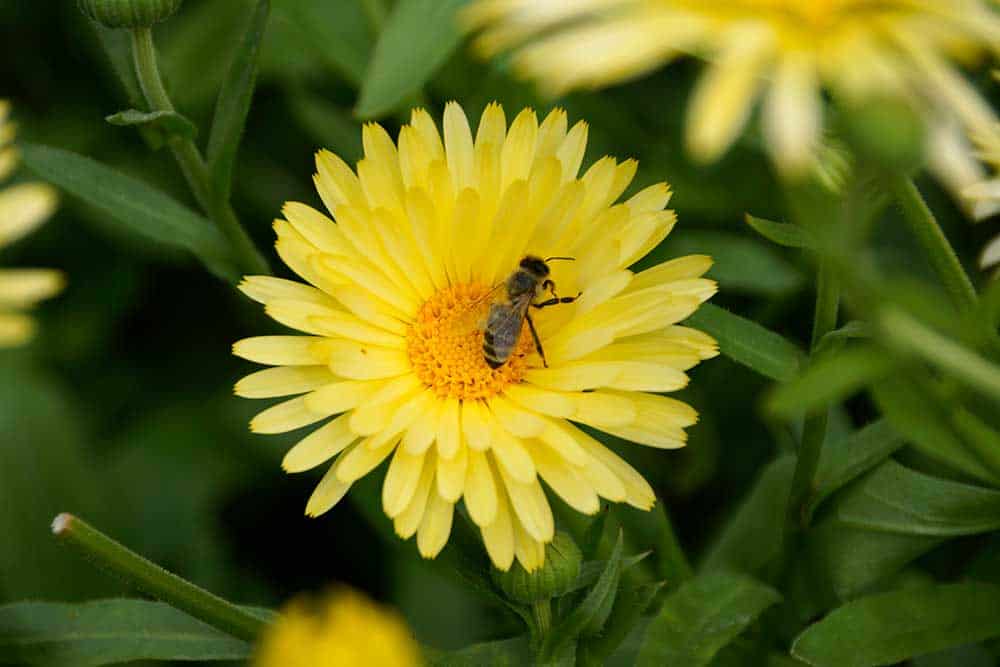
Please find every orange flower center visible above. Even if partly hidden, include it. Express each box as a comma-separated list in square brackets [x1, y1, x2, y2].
[407, 283, 534, 400]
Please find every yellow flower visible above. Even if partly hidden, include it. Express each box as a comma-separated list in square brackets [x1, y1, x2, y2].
[234, 102, 716, 571]
[0, 101, 62, 347]
[254, 588, 423, 667]
[464, 0, 1000, 175]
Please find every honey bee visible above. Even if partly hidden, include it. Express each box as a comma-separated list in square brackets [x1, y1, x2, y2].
[483, 255, 580, 369]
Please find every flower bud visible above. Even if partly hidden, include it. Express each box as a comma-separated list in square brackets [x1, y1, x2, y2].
[78, 0, 183, 28]
[492, 532, 582, 604]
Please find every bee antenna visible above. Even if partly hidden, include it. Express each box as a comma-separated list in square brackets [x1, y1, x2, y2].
[544, 256, 575, 263]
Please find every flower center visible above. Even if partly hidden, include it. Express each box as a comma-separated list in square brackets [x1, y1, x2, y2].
[407, 283, 535, 400]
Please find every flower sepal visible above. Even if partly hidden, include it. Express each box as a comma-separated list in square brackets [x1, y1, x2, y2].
[78, 0, 182, 28]
[491, 532, 582, 604]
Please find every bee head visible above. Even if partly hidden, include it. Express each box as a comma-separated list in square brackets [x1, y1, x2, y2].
[519, 255, 550, 278]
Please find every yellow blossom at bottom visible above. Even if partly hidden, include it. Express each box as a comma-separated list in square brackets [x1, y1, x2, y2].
[254, 588, 422, 667]
[234, 101, 717, 572]
[0, 100, 62, 346]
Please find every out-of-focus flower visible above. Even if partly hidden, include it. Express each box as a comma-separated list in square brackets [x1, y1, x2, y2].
[253, 588, 423, 667]
[0, 101, 62, 347]
[233, 101, 716, 571]
[965, 124, 1000, 268]
[464, 0, 1000, 177]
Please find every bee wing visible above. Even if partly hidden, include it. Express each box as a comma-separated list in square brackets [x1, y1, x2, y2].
[486, 295, 531, 349]
[455, 281, 507, 332]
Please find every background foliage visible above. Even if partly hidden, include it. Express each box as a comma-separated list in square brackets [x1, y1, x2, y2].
[2, 0, 999, 665]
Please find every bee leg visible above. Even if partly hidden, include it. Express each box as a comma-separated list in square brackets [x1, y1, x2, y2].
[532, 291, 583, 309]
[525, 312, 548, 367]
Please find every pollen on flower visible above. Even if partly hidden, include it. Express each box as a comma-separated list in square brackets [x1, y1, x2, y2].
[407, 283, 535, 400]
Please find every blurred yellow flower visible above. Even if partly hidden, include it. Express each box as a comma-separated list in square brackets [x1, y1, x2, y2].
[0, 101, 62, 347]
[464, 0, 1000, 176]
[254, 588, 422, 667]
[965, 124, 1000, 268]
[234, 101, 716, 571]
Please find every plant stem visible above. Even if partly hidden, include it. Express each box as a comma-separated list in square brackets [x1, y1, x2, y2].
[532, 599, 552, 639]
[890, 176, 977, 311]
[129, 27, 268, 277]
[52, 513, 267, 642]
[360, 0, 388, 32]
[786, 259, 840, 530]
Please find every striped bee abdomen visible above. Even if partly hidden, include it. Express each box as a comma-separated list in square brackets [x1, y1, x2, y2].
[483, 303, 522, 369]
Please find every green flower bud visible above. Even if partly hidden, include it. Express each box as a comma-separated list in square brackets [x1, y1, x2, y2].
[78, 0, 183, 28]
[492, 532, 582, 604]
[840, 97, 926, 173]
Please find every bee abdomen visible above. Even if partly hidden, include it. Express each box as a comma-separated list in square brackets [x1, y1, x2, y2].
[483, 337, 510, 369]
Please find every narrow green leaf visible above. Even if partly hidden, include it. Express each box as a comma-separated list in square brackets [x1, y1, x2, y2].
[871, 376, 1000, 485]
[808, 419, 904, 519]
[834, 460, 1000, 537]
[20, 144, 237, 281]
[950, 408, 1000, 483]
[545, 532, 624, 658]
[791, 583, 1000, 667]
[580, 581, 665, 664]
[745, 213, 816, 248]
[356, 0, 469, 118]
[105, 109, 197, 142]
[566, 552, 651, 595]
[428, 636, 531, 666]
[686, 304, 804, 382]
[0, 599, 251, 666]
[813, 321, 871, 358]
[767, 344, 896, 418]
[702, 456, 794, 575]
[636, 572, 781, 667]
[207, 0, 270, 203]
[879, 307, 1000, 403]
[662, 230, 805, 295]
[616, 504, 692, 583]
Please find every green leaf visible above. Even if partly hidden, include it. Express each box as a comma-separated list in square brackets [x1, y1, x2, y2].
[663, 230, 804, 295]
[808, 419, 904, 520]
[871, 375, 1000, 485]
[356, 0, 469, 118]
[878, 307, 1000, 403]
[207, 0, 270, 203]
[767, 345, 896, 418]
[580, 581, 665, 664]
[800, 521, 942, 600]
[813, 321, 871, 358]
[685, 304, 804, 382]
[0, 599, 251, 665]
[428, 636, 531, 666]
[272, 0, 372, 85]
[702, 456, 794, 575]
[833, 460, 1000, 537]
[105, 109, 197, 143]
[791, 583, 1000, 667]
[949, 408, 1000, 483]
[745, 213, 816, 248]
[20, 143, 237, 281]
[545, 532, 624, 658]
[636, 572, 781, 667]
[615, 504, 692, 583]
